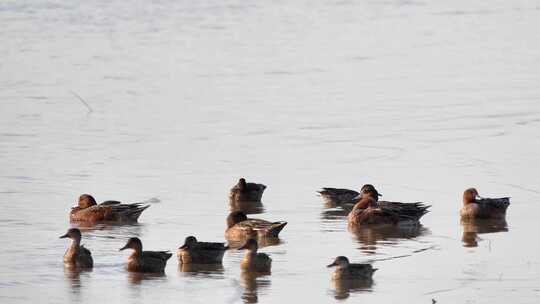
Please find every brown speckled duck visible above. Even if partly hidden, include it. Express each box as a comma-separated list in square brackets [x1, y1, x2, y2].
[460, 188, 510, 219]
[225, 211, 287, 241]
[70, 194, 149, 224]
[238, 238, 272, 273]
[60, 228, 93, 269]
[327, 256, 376, 280]
[177, 236, 228, 264]
[347, 186, 430, 227]
[229, 178, 267, 202]
[119, 237, 172, 273]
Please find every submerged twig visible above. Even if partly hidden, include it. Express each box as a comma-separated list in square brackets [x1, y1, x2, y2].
[70, 91, 93, 113]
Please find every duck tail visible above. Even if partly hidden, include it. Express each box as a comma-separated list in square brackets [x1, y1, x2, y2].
[268, 221, 287, 237]
[125, 204, 150, 221]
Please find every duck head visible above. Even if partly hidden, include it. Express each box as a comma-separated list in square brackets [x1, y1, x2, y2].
[78, 194, 97, 209]
[238, 178, 247, 191]
[179, 236, 197, 249]
[463, 188, 482, 205]
[119, 237, 143, 253]
[360, 184, 382, 201]
[327, 256, 350, 268]
[238, 238, 258, 252]
[227, 211, 248, 228]
[60, 228, 82, 244]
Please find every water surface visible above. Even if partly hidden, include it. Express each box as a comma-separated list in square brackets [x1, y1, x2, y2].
[1, 0, 540, 303]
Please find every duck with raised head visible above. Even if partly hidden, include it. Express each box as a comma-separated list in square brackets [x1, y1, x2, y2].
[229, 178, 267, 202]
[225, 211, 287, 241]
[177, 236, 228, 264]
[318, 184, 379, 206]
[70, 194, 150, 224]
[119, 237, 172, 273]
[327, 256, 376, 280]
[60, 228, 93, 269]
[460, 188, 510, 219]
[348, 185, 430, 227]
[238, 238, 271, 272]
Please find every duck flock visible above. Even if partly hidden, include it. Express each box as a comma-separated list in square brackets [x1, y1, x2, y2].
[61, 178, 510, 284]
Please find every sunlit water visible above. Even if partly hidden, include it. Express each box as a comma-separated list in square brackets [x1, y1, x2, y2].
[1, 0, 540, 303]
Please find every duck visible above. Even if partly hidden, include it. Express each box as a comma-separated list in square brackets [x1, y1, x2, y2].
[229, 178, 267, 202]
[460, 188, 510, 219]
[119, 237, 172, 273]
[225, 211, 287, 241]
[70, 194, 150, 224]
[327, 256, 376, 280]
[318, 184, 380, 206]
[60, 228, 93, 269]
[347, 185, 430, 227]
[238, 238, 272, 272]
[177, 236, 228, 264]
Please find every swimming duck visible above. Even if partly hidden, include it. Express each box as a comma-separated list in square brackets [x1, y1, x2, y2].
[460, 188, 510, 219]
[225, 211, 287, 241]
[70, 194, 150, 223]
[60, 228, 93, 269]
[229, 178, 267, 202]
[318, 184, 380, 206]
[238, 238, 272, 272]
[177, 236, 228, 264]
[119, 237, 172, 273]
[327, 256, 376, 280]
[347, 186, 430, 227]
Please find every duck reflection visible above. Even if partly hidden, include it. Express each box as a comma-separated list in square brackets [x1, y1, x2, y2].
[349, 224, 428, 253]
[461, 218, 508, 248]
[64, 267, 91, 290]
[229, 200, 265, 215]
[240, 271, 271, 304]
[178, 263, 224, 277]
[331, 278, 374, 300]
[127, 272, 166, 285]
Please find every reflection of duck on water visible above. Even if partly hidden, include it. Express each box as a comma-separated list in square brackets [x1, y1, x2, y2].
[349, 223, 429, 252]
[461, 218, 508, 248]
[178, 263, 224, 275]
[240, 271, 271, 304]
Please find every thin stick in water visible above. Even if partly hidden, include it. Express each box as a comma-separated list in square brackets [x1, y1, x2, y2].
[70, 91, 93, 113]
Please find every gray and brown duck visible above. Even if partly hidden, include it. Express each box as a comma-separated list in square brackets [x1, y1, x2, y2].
[229, 178, 267, 202]
[177, 236, 228, 264]
[119, 237, 172, 273]
[460, 188, 510, 219]
[60, 228, 93, 269]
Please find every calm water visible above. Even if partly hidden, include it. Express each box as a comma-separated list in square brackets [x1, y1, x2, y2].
[2, 0, 540, 303]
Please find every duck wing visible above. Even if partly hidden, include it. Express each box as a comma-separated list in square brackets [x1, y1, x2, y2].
[477, 197, 510, 211]
[378, 201, 430, 221]
[318, 188, 360, 204]
[104, 202, 150, 221]
[143, 251, 173, 262]
[195, 242, 227, 251]
[237, 219, 287, 237]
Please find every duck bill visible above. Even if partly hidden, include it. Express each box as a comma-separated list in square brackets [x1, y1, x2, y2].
[377, 193, 382, 197]
[327, 262, 337, 268]
[59, 234, 69, 239]
[119, 245, 128, 251]
[475, 195, 484, 200]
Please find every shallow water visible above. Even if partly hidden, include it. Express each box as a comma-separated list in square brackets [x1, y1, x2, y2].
[1, 0, 540, 303]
